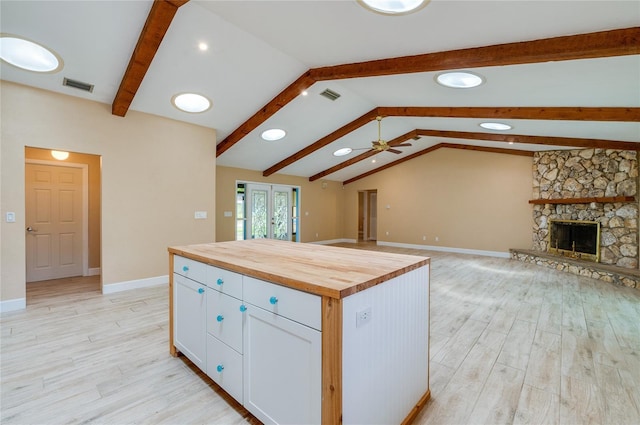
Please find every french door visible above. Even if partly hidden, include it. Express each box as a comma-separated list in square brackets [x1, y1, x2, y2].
[246, 184, 293, 240]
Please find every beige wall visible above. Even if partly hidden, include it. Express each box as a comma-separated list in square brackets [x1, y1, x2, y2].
[343, 148, 533, 253]
[25, 147, 102, 269]
[216, 166, 344, 243]
[1, 81, 216, 302]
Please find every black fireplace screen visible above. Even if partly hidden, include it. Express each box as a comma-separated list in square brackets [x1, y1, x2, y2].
[548, 220, 600, 261]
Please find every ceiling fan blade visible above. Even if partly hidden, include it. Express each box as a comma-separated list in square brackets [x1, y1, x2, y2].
[387, 148, 403, 154]
[394, 143, 412, 147]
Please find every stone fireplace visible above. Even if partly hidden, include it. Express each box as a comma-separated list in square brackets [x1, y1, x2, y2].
[512, 148, 639, 289]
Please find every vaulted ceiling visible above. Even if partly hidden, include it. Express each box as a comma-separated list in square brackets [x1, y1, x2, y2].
[2, 1, 639, 183]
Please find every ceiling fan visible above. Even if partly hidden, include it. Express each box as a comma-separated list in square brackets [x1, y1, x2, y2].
[354, 116, 412, 154]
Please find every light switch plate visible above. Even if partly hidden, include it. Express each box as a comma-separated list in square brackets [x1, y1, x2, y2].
[223, 211, 232, 217]
[6, 212, 16, 223]
[194, 211, 207, 219]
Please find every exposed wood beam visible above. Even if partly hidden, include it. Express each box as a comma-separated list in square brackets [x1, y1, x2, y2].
[216, 72, 316, 156]
[309, 131, 418, 182]
[268, 106, 639, 178]
[415, 130, 640, 151]
[378, 106, 640, 122]
[311, 27, 640, 80]
[343, 143, 533, 185]
[262, 109, 379, 177]
[216, 27, 640, 157]
[112, 0, 189, 117]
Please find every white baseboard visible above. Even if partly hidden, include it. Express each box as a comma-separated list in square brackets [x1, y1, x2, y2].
[0, 298, 26, 313]
[376, 241, 511, 258]
[86, 267, 101, 276]
[102, 275, 168, 294]
[310, 238, 357, 245]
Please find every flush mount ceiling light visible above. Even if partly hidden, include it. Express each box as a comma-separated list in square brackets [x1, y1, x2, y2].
[435, 71, 484, 89]
[479, 122, 513, 131]
[171, 93, 211, 113]
[0, 34, 63, 73]
[51, 150, 69, 160]
[358, 0, 429, 15]
[333, 147, 353, 157]
[261, 128, 286, 141]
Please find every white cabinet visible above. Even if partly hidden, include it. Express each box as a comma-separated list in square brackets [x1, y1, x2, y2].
[243, 304, 321, 425]
[173, 273, 207, 370]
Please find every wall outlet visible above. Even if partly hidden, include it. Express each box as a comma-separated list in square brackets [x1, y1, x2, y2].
[435, 236, 439, 242]
[385, 231, 389, 236]
[422, 235, 426, 241]
[356, 307, 372, 328]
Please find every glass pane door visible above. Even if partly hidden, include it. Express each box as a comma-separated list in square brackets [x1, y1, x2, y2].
[245, 184, 294, 240]
[247, 184, 270, 239]
[272, 185, 292, 240]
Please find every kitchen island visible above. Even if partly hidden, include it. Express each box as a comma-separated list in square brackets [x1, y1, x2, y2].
[168, 239, 430, 425]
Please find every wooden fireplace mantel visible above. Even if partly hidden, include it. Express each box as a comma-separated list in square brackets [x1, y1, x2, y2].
[528, 196, 636, 205]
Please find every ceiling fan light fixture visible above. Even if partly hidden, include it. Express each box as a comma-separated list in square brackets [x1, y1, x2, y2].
[172, 93, 211, 113]
[0, 34, 63, 73]
[479, 122, 512, 131]
[435, 71, 484, 89]
[333, 147, 353, 157]
[261, 128, 286, 141]
[358, 0, 429, 15]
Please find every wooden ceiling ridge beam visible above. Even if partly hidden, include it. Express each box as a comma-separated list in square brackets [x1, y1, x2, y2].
[377, 106, 640, 122]
[311, 27, 640, 80]
[112, 0, 190, 117]
[343, 143, 533, 185]
[309, 130, 418, 182]
[217, 27, 639, 157]
[262, 109, 380, 177]
[415, 129, 640, 151]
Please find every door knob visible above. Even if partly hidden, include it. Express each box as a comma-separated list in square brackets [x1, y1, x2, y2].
[26, 227, 36, 232]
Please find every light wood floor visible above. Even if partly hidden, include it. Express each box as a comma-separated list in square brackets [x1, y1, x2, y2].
[1, 244, 639, 424]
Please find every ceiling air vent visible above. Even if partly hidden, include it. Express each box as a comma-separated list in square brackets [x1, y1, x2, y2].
[319, 88, 341, 101]
[412, 135, 422, 141]
[63, 77, 94, 93]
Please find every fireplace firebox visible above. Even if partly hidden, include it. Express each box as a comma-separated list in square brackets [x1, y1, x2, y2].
[548, 219, 600, 262]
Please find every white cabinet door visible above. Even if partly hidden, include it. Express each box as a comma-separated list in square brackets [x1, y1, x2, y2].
[174, 273, 207, 370]
[243, 305, 321, 425]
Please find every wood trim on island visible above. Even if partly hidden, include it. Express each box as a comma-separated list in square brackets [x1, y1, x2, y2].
[528, 196, 636, 205]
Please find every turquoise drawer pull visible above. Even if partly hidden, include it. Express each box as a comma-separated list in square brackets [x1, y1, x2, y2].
[269, 296, 278, 305]
[216, 278, 223, 285]
[216, 364, 224, 373]
[216, 315, 224, 322]
[182, 266, 189, 272]
[198, 287, 205, 294]
[239, 305, 247, 312]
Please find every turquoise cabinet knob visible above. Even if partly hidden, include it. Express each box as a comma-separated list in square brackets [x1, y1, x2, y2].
[198, 287, 205, 294]
[182, 266, 189, 272]
[216, 278, 223, 285]
[269, 296, 278, 305]
[216, 365, 224, 373]
[239, 305, 247, 312]
[216, 315, 224, 322]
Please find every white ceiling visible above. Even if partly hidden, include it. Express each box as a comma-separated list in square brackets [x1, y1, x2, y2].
[1, 0, 639, 183]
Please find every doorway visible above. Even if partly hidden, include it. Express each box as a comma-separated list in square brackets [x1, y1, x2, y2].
[24, 147, 101, 288]
[236, 182, 299, 241]
[358, 190, 378, 241]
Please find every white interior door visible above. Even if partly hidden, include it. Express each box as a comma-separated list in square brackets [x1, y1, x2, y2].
[246, 184, 292, 240]
[26, 163, 84, 282]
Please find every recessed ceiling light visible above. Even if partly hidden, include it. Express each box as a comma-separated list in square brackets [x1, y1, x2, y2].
[479, 122, 513, 131]
[372, 159, 377, 163]
[333, 148, 352, 157]
[435, 71, 484, 88]
[0, 34, 63, 73]
[171, 93, 211, 113]
[358, 0, 429, 15]
[261, 128, 286, 141]
[302, 90, 308, 96]
[198, 42, 208, 51]
[51, 150, 69, 160]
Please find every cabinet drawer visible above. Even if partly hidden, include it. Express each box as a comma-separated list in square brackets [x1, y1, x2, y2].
[208, 266, 243, 299]
[207, 290, 244, 353]
[207, 334, 243, 403]
[174, 256, 211, 284]
[243, 276, 321, 331]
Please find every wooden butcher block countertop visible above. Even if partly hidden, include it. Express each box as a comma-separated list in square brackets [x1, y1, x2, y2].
[168, 239, 429, 299]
